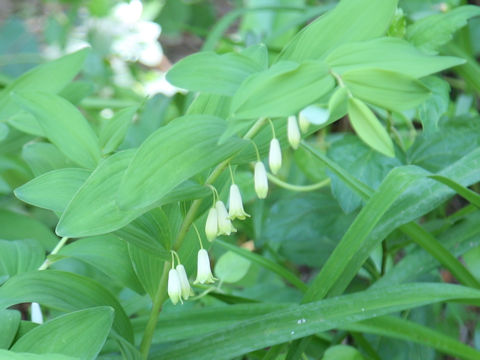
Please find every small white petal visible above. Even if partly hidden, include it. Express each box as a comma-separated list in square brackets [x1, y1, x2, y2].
[298, 113, 310, 133]
[205, 207, 218, 242]
[216, 201, 236, 235]
[31, 302, 43, 324]
[228, 184, 250, 220]
[167, 269, 183, 305]
[176, 264, 192, 300]
[269, 138, 282, 175]
[287, 115, 301, 150]
[194, 249, 216, 284]
[254, 162, 268, 199]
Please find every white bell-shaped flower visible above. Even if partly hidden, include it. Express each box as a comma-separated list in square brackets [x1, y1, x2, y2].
[205, 207, 218, 242]
[254, 161, 268, 199]
[194, 249, 217, 284]
[176, 264, 193, 300]
[216, 200, 236, 235]
[228, 184, 250, 220]
[287, 115, 301, 150]
[167, 268, 183, 305]
[269, 138, 282, 175]
[298, 112, 310, 133]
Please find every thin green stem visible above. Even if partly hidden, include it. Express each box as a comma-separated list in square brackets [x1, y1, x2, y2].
[250, 139, 261, 161]
[139, 116, 267, 358]
[267, 173, 331, 192]
[267, 118, 276, 138]
[192, 224, 204, 249]
[228, 163, 235, 184]
[38, 237, 69, 271]
[139, 261, 170, 358]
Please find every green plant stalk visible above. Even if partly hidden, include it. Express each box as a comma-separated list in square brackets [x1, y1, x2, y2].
[139, 117, 267, 359]
[38, 237, 69, 271]
[267, 173, 331, 192]
[139, 261, 170, 358]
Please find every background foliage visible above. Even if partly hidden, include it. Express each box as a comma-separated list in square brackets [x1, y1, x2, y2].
[1, 0, 480, 359]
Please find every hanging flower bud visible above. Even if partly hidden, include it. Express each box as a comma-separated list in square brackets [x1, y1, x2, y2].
[176, 264, 193, 300]
[216, 200, 236, 235]
[194, 249, 217, 284]
[298, 112, 310, 133]
[254, 161, 268, 199]
[167, 268, 183, 305]
[228, 184, 250, 220]
[269, 138, 282, 175]
[205, 207, 218, 242]
[287, 115, 301, 150]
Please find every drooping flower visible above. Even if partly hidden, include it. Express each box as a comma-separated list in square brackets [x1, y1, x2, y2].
[228, 184, 250, 220]
[254, 161, 268, 199]
[194, 249, 217, 284]
[176, 264, 193, 300]
[205, 207, 218, 242]
[287, 115, 301, 150]
[269, 138, 282, 175]
[167, 268, 183, 305]
[298, 112, 310, 133]
[216, 200, 236, 235]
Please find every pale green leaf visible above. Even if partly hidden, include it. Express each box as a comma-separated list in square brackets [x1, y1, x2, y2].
[0, 270, 133, 342]
[0, 349, 79, 360]
[0, 310, 21, 349]
[8, 112, 44, 137]
[343, 69, 431, 112]
[231, 61, 335, 119]
[100, 106, 137, 154]
[15, 168, 90, 213]
[0, 239, 44, 278]
[326, 37, 464, 77]
[22, 143, 73, 177]
[279, 0, 398, 61]
[215, 251, 251, 283]
[347, 98, 394, 157]
[117, 115, 245, 210]
[13, 92, 101, 169]
[407, 5, 480, 54]
[11, 307, 113, 360]
[166, 52, 262, 95]
[323, 345, 365, 360]
[0, 48, 89, 121]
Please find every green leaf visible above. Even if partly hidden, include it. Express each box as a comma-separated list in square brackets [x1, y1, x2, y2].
[279, 0, 398, 61]
[343, 69, 431, 112]
[0, 239, 44, 278]
[0, 48, 89, 121]
[22, 142, 73, 176]
[303, 166, 426, 302]
[0, 310, 21, 349]
[323, 345, 365, 360]
[0, 270, 133, 342]
[215, 251, 251, 283]
[59, 235, 144, 294]
[151, 283, 480, 360]
[417, 77, 450, 134]
[326, 37, 464, 77]
[407, 5, 480, 54]
[231, 61, 335, 119]
[0, 209, 57, 250]
[0, 349, 79, 360]
[128, 244, 165, 299]
[8, 112, 45, 137]
[118, 115, 245, 210]
[13, 92, 101, 169]
[327, 87, 348, 122]
[166, 52, 262, 95]
[347, 97, 394, 157]
[11, 307, 113, 360]
[15, 168, 90, 213]
[342, 316, 480, 360]
[100, 106, 137, 154]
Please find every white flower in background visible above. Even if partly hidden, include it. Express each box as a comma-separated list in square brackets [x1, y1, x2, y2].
[194, 249, 216, 284]
[167, 268, 183, 305]
[216, 201, 236, 235]
[269, 138, 282, 175]
[254, 161, 268, 199]
[176, 264, 193, 300]
[228, 184, 250, 220]
[30, 302, 43, 324]
[298, 112, 310, 133]
[205, 207, 218, 242]
[287, 115, 301, 149]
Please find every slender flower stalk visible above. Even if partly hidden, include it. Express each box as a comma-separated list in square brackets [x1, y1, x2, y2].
[228, 184, 250, 220]
[269, 138, 282, 175]
[254, 161, 268, 199]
